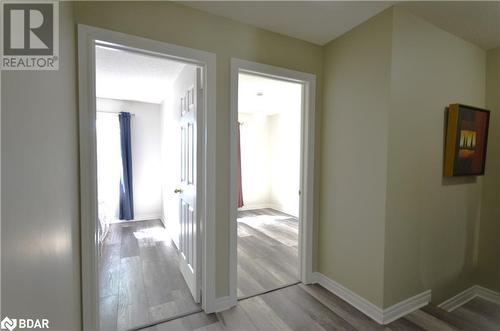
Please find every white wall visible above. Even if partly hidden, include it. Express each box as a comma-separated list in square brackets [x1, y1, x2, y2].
[238, 110, 301, 217]
[269, 110, 301, 216]
[239, 113, 271, 208]
[97, 98, 162, 221]
[1, 3, 82, 330]
[160, 87, 180, 246]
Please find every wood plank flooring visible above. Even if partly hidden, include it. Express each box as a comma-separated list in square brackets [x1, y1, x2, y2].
[142, 284, 500, 331]
[237, 209, 299, 298]
[101, 212, 500, 331]
[99, 219, 199, 331]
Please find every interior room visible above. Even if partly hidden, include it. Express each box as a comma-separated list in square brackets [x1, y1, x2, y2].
[95, 45, 200, 331]
[236, 73, 302, 298]
[4, 2, 500, 331]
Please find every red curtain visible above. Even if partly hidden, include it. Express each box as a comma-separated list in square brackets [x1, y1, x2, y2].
[237, 122, 244, 208]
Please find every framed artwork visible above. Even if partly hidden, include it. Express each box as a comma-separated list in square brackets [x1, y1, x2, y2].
[444, 104, 490, 177]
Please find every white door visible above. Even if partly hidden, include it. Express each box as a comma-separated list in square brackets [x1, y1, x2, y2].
[172, 65, 202, 302]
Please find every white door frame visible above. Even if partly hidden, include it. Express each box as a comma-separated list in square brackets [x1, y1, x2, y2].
[77, 25, 217, 331]
[229, 58, 316, 301]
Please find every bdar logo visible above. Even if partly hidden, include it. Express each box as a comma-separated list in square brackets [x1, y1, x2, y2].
[0, 317, 17, 331]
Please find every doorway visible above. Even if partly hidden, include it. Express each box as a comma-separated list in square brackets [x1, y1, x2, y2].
[229, 59, 316, 302]
[95, 46, 203, 331]
[78, 25, 217, 331]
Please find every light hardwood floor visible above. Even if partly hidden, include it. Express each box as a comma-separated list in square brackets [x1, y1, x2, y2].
[142, 284, 500, 331]
[99, 219, 200, 331]
[237, 209, 299, 298]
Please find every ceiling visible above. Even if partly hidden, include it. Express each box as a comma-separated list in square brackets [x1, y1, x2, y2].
[400, 2, 500, 50]
[182, 1, 500, 50]
[95, 46, 186, 104]
[181, 1, 395, 45]
[238, 73, 302, 116]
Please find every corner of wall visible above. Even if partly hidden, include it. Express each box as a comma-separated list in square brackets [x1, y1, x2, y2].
[383, 6, 487, 308]
[477, 47, 500, 293]
[319, 6, 395, 309]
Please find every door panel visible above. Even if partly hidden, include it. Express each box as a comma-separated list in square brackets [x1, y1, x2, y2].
[171, 65, 202, 303]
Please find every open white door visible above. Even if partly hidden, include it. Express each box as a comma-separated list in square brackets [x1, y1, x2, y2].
[167, 65, 202, 303]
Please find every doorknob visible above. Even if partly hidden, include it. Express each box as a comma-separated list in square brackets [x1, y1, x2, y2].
[174, 188, 183, 194]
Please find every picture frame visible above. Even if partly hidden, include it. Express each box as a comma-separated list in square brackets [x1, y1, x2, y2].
[444, 104, 490, 177]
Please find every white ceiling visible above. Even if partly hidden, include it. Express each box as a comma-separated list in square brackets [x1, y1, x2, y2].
[181, 1, 395, 45]
[181, 1, 500, 50]
[238, 73, 302, 116]
[95, 46, 186, 104]
[400, 2, 500, 50]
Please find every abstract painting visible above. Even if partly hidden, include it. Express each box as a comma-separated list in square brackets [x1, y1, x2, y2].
[444, 104, 490, 177]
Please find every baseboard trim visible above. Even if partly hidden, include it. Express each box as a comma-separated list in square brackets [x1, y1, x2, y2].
[108, 215, 162, 224]
[238, 203, 274, 211]
[383, 289, 432, 324]
[438, 285, 500, 312]
[312, 272, 431, 325]
[207, 295, 237, 313]
[476, 286, 500, 305]
[133, 214, 163, 222]
[238, 203, 298, 218]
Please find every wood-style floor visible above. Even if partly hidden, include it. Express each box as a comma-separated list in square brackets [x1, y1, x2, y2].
[99, 219, 199, 331]
[237, 209, 299, 298]
[142, 284, 500, 331]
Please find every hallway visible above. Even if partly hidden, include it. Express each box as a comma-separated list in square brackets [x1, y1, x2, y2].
[142, 284, 500, 331]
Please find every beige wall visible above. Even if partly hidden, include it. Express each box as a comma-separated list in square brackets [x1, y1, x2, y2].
[1, 3, 82, 330]
[2, 1, 323, 327]
[319, 7, 489, 309]
[3, 2, 499, 328]
[384, 8, 486, 307]
[319, 9, 394, 307]
[477, 47, 500, 292]
[76, 1, 324, 297]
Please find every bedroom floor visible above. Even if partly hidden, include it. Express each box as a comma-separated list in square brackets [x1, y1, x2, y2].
[99, 219, 199, 331]
[237, 208, 299, 298]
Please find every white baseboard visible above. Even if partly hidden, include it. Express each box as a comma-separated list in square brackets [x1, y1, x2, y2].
[476, 286, 500, 305]
[438, 285, 500, 312]
[238, 203, 298, 218]
[206, 295, 237, 313]
[108, 214, 162, 224]
[238, 203, 274, 211]
[312, 272, 431, 325]
[383, 289, 432, 324]
[133, 214, 162, 222]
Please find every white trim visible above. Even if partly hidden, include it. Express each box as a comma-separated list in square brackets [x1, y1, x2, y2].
[107, 215, 163, 224]
[78, 25, 217, 330]
[313, 272, 431, 325]
[133, 214, 163, 222]
[229, 58, 316, 304]
[209, 296, 238, 313]
[438, 286, 476, 312]
[383, 289, 432, 324]
[476, 285, 500, 305]
[438, 285, 500, 312]
[237, 203, 275, 211]
[238, 203, 298, 218]
[313, 272, 383, 324]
